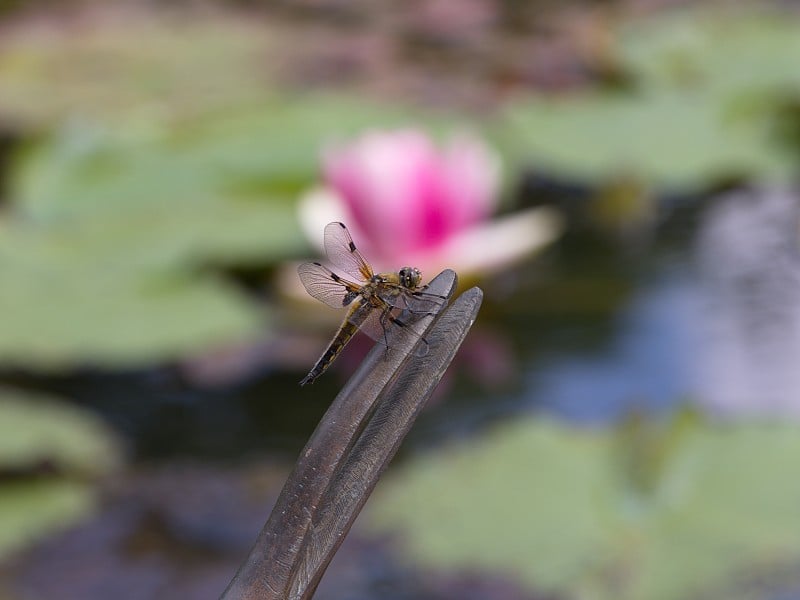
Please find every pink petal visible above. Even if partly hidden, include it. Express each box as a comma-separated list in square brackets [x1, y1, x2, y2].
[322, 128, 501, 267]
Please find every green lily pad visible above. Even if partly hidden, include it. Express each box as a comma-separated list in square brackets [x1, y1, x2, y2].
[0, 228, 264, 369]
[619, 9, 800, 98]
[0, 479, 94, 559]
[0, 387, 122, 474]
[0, 387, 122, 559]
[10, 96, 456, 223]
[494, 89, 793, 190]
[367, 417, 800, 600]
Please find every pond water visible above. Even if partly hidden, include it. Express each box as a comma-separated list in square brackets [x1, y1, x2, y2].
[464, 185, 800, 428]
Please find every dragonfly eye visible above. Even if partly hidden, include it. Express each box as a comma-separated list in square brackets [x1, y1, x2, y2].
[399, 267, 422, 289]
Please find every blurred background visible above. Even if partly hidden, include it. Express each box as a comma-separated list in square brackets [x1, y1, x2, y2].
[1, 0, 800, 598]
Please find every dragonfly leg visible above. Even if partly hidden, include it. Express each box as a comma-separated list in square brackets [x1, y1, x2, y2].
[378, 308, 392, 358]
[385, 309, 431, 356]
[410, 290, 449, 311]
[415, 287, 448, 301]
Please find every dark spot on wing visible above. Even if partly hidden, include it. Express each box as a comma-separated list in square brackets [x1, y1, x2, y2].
[348, 241, 357, 253]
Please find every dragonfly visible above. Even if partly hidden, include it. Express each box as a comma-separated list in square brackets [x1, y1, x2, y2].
[297, 221, 448, 386]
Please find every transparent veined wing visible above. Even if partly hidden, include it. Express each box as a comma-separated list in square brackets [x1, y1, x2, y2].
[376, 283, 449, 316]
[323, 222, 374, 282]
[345, 292, 443, 358]
[297, 262, 360, 309]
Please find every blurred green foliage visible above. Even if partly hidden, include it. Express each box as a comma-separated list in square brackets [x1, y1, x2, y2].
[494, 9, 800, 189]
[618, 10, 800, 96]
[495, 89, 793, 189]
[368, 415, 800, 600]
[0, 387, 121, 558]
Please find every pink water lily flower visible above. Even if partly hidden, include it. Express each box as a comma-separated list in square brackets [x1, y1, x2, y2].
[299, 128, 561, 278]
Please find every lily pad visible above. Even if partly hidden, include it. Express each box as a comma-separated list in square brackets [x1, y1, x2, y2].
[0, 227, 264, 369]
[367, 417, 800, 600]
[0, 387, 122, 474]
[0, 387, 122, 558]
[494, 89, 793, 190]
[619, 9, 800, 98]
[0, 479, 94, 560]
[10, 96, 457, 223]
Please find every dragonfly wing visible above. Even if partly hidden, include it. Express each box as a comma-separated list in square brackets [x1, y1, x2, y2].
[347, 300, 436, 358]
[297, 262, 360, 309]
[324, 222, 374, 282]
[377, 285, 448, 316]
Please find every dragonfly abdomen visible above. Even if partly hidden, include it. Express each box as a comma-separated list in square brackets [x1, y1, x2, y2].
[299, 301, 372, 386]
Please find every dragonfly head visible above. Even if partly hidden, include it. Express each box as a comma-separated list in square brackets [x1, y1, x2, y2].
[398, 267, 422, 289]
